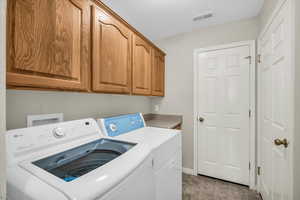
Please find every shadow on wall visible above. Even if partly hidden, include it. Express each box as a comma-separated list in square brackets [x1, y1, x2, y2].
[6, 90, 152, 130]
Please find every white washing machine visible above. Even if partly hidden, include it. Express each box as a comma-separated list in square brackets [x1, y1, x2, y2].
[6, 119, 156, 200]
[98, 113, 182, 200]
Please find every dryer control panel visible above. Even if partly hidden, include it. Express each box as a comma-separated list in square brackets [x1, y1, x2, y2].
[99, 113, 145, 137]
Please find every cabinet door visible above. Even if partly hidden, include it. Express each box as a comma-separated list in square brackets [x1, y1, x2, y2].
[7, 0, 90, 91]
[152, 50, 165, 96]
[92, 5, 132, 94]
[132, 35, 152, 95]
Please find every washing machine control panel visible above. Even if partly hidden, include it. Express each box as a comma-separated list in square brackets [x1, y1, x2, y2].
[6, 119, 100, 155]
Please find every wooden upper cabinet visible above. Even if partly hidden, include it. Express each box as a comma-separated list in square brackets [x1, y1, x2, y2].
[7, 0, 90, 91]
[152, 50, 165, 96]
[7, 0, 166, 95]
[132, 35, 152, 95]
[91, 5, 132, 94]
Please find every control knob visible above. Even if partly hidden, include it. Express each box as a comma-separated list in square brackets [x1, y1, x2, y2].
[53, 128, 65, 138]
[109, 123, 118, 132]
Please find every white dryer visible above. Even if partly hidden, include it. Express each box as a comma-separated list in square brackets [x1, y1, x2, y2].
[98, 113, 182, 200]
[6, 119, 155, 200]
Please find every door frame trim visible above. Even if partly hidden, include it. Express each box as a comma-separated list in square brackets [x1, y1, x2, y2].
[193, 40, 257, 189]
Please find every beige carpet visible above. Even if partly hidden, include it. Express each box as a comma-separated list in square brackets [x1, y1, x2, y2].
[183, 174, 262, 200]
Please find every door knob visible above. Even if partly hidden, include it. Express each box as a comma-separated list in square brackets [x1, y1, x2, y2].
[274, 138, 289, 148]
[198, 117, 205, 123]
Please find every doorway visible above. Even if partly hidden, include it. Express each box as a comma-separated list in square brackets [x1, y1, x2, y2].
[193, 41, 256, 188]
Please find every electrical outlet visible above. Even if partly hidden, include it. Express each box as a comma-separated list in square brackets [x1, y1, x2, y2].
[154, 105, 160, 112]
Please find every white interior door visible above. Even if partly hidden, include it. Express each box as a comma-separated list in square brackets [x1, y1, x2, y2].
[258, 1, 293, 200]
[196, 45, 251, 185]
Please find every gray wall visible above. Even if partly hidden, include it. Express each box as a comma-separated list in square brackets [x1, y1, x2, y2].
[152, 17, 259, 169]
[6, 90, 151, 130]
[5, 17, 260, 172]
[0, 0, 6, 198]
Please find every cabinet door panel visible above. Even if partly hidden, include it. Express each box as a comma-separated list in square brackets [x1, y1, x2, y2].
[92, 6, 131, 93]
[7, 0, 89, 91]
[132, 35, 151, 95]
[152, 50, 165, 96]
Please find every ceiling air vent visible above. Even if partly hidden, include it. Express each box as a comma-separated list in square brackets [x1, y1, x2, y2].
[193, 11, 213, 21]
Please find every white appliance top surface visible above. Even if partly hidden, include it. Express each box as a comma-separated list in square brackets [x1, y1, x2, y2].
[116, 126, 181, 150]
[98, 113, 181, 151]
[6, 119, 151, 200]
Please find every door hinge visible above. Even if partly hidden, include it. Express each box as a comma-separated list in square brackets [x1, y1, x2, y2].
[249, 110, 251, 118]
[257, 166, 261, 176]
[249, 162, 251, 170]
[244, 56, 252, 64]
[257, 54, 262, 63]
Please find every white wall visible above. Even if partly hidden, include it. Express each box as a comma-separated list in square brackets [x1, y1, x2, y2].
[0, 0, 6, 199]
[152, 17, 259, 169]
[6, 90, 151, 130]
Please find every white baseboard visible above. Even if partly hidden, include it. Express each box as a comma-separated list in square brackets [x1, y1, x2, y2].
[182, 167, 195, 175]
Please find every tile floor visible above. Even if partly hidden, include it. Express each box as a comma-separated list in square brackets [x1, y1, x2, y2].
[183, 173, 262, 200]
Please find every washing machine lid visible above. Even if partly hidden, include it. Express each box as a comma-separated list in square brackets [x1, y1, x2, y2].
[19, 138, 150, 200]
